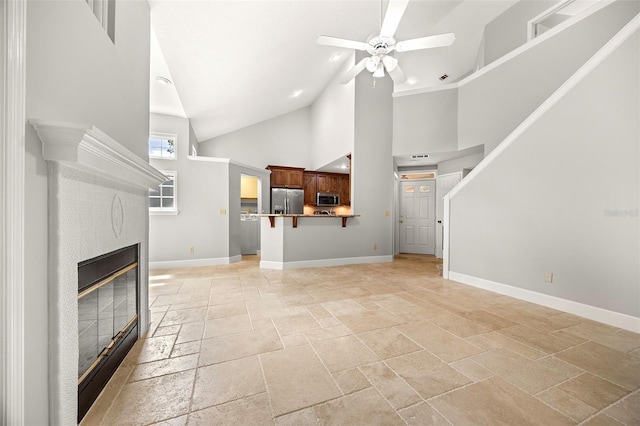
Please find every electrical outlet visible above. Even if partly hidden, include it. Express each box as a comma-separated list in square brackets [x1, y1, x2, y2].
[373, 244, 377, 251]
[544, 272, 553, 283]
[220, 209, 227, 215]
[384, 211, 390, 217]
[189, 246, 195, 254]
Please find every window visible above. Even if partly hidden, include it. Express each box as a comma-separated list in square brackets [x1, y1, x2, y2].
[149, 134, 177, 159]
[150, 171, 177, 212]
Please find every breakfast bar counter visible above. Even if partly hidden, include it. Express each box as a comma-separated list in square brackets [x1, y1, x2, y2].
[261, 214, 360, 228]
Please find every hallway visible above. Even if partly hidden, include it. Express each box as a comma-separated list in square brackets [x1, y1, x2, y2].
[82, 255, 640, 425]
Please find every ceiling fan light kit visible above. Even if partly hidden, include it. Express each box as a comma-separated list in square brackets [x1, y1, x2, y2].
[317, 0, 455, 86]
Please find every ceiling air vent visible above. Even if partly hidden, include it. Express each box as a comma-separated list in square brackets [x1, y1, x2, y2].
[410, 154, 430, 160]
[439, 74, 449, 80]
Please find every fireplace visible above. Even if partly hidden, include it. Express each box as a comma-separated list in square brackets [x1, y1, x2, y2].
[30, 120, 166, 424]
[77, 244, 139, 421]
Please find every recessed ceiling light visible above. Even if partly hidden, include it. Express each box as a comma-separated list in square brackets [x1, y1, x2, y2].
[330, 52, 343, 62]
[155, 76, 172, 86]
[407, 77, 418, 85]
[290, 89, 303, 98]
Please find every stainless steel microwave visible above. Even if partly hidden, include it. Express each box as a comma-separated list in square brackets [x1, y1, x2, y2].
[317, 192, 340, 206]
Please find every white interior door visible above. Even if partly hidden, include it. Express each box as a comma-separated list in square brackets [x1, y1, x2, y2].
[399, 180, 436, 254]
[435, 172, 462, 258]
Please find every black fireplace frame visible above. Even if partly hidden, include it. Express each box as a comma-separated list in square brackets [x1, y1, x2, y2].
[77, 244, 139, 422]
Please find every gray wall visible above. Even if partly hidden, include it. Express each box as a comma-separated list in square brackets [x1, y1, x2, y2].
[437, 151, 484, 176]
[458, 0, 639, 153]
[483, 0, 557, 64]
[24, 1, 150, 422]
[449, 31, 639, 317]
[198, 107, 314, 170]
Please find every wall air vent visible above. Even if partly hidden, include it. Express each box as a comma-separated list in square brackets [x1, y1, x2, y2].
[439, 74, 449, 80]
[410, 154, 430, 160]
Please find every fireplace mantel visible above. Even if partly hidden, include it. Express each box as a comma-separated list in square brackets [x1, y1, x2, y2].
[30, 119, 166, 189]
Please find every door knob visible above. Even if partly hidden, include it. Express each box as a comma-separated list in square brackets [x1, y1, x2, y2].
[400, 220, 404, 223]
[437, 220, 442, 224]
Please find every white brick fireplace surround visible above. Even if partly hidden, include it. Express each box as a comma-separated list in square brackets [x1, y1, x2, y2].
[30, 120, 166, 425]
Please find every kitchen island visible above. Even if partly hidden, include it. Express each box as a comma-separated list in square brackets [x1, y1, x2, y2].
[259, 214, 393, 270]
[261, 214, 360, 228]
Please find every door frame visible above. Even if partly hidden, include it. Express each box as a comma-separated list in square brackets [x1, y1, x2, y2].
[1, 0, 27, 423]
[435, 172, 462, 258]
[398, 178, 437, 255]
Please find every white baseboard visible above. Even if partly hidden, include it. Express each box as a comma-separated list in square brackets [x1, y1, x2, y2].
[449, 271, 640, 333]
[150, 256, 240, 269]
[260, 255, 394, 270]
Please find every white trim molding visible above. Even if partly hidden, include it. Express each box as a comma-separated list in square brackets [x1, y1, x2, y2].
[30, 120, 167, 190]
[149, 255, 242, 269]
[449, 272, 640, 333]
[1, 0, 26, 423]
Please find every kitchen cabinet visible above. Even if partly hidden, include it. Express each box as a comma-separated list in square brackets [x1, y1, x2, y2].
[317, 174, 338, 193]
[303, 172, 317, 205]
[338, 174, 350, 206]
[266, 165, 304, 188]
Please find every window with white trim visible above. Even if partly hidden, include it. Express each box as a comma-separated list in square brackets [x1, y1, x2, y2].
[150, 171, 177, 212]
[149, 133, 177, 160]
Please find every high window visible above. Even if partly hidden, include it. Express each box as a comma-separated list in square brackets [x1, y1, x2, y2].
[149, 134, 177, 160]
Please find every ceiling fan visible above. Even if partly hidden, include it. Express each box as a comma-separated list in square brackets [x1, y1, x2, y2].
[317, 0, 455, 85]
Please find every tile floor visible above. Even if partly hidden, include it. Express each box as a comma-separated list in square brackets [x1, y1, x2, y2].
[82, 255, 640, 425]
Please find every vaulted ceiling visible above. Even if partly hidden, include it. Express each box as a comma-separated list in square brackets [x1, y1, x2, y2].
[149, 0, 517, 143]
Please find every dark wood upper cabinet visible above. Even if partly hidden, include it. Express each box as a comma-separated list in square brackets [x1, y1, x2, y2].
[266, 165, 304, 189]
[303, 172, 317, 205]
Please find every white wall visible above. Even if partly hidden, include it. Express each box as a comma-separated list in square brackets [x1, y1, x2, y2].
[24, 1, 150, 423]
[483, 0, 557, 64]
[459, 0, 639, 153]
[310, 55, 355, 170]
[392, 87, 458, 156]
[437, 151, 484, 176]
[449, 31, 639, 319]
[198, 107, 314, 170]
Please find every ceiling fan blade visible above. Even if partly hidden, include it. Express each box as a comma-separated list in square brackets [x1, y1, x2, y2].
[317, 35, 369, 51]
[379, 0, 410, 38]
[395, 32, 456, 53]
[387, 62, 407, 84]
[340, 57, 368, 84]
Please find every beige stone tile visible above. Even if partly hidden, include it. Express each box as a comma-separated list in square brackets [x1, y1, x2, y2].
[306, 303, 333, 319]
[105, 370, 195, 425]
[483, 331, 547, 360]
[458, 309, 518, 331]
[154, 325, 181, 337]
[206, 301, 247, 319]
[581, 414, 624, 426]
[317, 316, 341, 328]
[537, 387, 596, 422]
[132, 335, 176, 364]
[428, 313, 494, 338]
[472, 348, 580, 394]
[385, 351, 471, 399]
[168, 299, 209, 311]
[260, 345, 341, 416]
[192, 356, 265, 410]
[603, 390, 640, 425]
[499, 325, 576, 354]
[465, 334, 502, 352]
[321, 299, 368, 316]
[175, 321, 204, 344]
[198, 326, 283, 366]
[565, 322, 640, 353]
[556, 342, 640, 391]
[375, 296, 423, 315]
[430, 376, 573, 425]
[148, 415, 187, 425]
[203, 315, 252, 339]
[357, 327, 421, 360]
[129, 354, 198, 382]
[557, 372, 630, 410]
[171, 340, 201, 358]
[251, 318, 274, 330]
[395, 320, 483, 362]
[275, 408, 318, 426]
[305, 325, 352, 342]
[272, 312, 321, 336]
[312, 335, 379, 372]
[359, 362, 422, 409]
[312, 387, 405, 426]
[152, 292, 194, 308]
[332, 368, 371, 395]
[188, 393, 272, 426]
[246, 298, 289, 320]
[159, 306, 208, 327]
[80, 363, 135, 425]
[449, 358, 494, 382]
[281, 333, 308, 348]
[337, 309, 406, 334]
[398, 402, 449, 426]
[551, 329, 589, 346]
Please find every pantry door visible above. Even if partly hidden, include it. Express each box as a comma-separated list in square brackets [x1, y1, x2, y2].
[399, 180, 436, 254]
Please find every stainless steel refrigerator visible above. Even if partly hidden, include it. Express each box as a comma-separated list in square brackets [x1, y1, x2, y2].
[271, 188, 304, 214]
